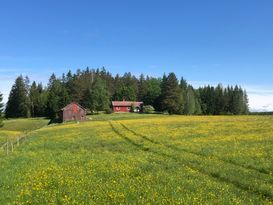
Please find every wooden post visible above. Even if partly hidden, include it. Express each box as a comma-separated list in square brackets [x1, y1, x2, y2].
[6, 142, 8, 155]
[17, 138, 20, 146]
[11, 142, 13, 152]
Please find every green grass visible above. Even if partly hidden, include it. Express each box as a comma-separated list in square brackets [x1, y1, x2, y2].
[87, 112, 163, 121]
[0, 115, 273, 204]
[1, 118, 49, 132]
[0, 118, 49, 146]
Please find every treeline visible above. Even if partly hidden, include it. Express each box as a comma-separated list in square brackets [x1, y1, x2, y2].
[4, 67, 249, 119]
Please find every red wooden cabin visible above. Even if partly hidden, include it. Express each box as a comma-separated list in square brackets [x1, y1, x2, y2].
[112, 100, 143, 113]
[60, 102, 87, 122]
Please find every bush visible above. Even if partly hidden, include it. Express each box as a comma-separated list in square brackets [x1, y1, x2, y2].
[105, 108, 113, 114]
[143, 105, 155, 114]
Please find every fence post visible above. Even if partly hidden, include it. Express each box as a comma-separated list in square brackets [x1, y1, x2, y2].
[6, 141, 8, 155]
[17, 137, 20, 146]
[11, 142, 13, 152]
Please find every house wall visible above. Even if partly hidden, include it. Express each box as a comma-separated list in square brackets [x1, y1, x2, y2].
[113, 106, 130, 112]
[62, 104, 86, 122]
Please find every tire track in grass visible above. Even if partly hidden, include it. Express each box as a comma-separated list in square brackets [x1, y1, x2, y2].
[120, 122, 272, 176]
[109, 121, 169, 157]
[110, 121, 273, 201]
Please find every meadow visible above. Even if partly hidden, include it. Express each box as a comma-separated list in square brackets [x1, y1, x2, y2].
[0, 114, 273, 204]
[0, 118, 49, 146]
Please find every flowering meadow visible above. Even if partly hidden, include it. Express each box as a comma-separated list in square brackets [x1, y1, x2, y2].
[0, 115, 273, 204]
[0, 118, 49, 150]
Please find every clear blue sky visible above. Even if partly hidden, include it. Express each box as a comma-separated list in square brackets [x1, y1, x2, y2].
[1, 0, 273, 111]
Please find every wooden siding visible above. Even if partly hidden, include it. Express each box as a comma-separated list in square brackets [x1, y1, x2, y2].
[60, 103, 87, 122]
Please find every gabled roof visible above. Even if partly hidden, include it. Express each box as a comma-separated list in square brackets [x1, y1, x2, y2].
[112, 101, 143, 107]
[61, 102, 86, 111]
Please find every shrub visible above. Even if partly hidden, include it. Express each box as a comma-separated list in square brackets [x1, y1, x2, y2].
[143, 105, 155, 114]
[105, 108, 113, 114]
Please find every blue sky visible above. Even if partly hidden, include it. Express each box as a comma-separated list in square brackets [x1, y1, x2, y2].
[1, 0, 273, 111]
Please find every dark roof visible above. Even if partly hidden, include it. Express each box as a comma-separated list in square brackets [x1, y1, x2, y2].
[61, 102, 86, 111]
[112, 101, 143, 107]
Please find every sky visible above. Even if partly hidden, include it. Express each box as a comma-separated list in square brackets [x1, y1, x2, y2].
[0, 0, 273, 111]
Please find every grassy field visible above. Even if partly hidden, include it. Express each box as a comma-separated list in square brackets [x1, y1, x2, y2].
[0, 118, 49, 146]
[0, 114, 273, 204]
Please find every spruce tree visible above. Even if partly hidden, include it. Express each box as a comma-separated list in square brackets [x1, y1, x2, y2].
[5, 76, 30, 118]
[160, 73, 184, 114]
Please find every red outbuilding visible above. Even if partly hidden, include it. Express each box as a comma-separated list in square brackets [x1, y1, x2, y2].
[112, 100, 143, 113]
[60, 102, 87, 122]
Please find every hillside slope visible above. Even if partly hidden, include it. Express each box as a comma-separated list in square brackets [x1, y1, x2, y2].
[0, 115, 273, 204]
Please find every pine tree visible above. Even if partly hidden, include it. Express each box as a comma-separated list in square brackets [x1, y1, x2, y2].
[5, 76, 30, 118]
[160, 73, 184, 114]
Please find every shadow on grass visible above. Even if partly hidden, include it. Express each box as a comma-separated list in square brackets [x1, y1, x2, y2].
[48, 118, 62, 125]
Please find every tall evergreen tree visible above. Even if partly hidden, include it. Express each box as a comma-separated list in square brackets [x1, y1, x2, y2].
[5, 76, 30, 118]
[160, 73, 184, 114]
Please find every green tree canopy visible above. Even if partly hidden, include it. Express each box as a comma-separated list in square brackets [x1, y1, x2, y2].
[89, 77, 110, 112]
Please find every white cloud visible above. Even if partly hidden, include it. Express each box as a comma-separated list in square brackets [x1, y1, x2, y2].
[245, 86, 273, 112]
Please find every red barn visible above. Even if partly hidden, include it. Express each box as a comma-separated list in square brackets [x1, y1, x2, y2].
[60, 102, 87, 122]
[112, 100, 143, 113]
